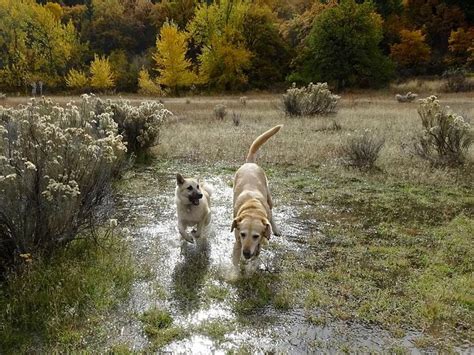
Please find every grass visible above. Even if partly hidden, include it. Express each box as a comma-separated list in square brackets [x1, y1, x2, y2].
[274, 166, 473, 347]
[152, 91, 472, 349]
[0, 232, 135, 353]
[139, 307, 188, 350]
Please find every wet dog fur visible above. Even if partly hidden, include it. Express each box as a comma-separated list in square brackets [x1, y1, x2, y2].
[176, 173, 212, 243]
[231, 125, 282, 265]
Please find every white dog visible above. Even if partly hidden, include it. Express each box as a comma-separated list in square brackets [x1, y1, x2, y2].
[175, 173, 212, 243]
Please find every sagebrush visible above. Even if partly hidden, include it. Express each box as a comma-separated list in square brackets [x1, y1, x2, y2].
[0, 96, 126, 268]
[282, 82, 340, 117]
[414, 95, 472, 166]
[341, 130, 385, 170]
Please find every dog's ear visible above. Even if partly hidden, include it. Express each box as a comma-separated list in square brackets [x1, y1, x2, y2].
[263, 219, 272, 240]
[231, 217, 240, 232]
[176, 173, 185, 185]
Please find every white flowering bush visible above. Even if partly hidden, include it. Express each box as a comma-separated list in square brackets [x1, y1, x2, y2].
[106, 99, 171, 156]
[282, 82, 340, 117]
[414, 96, 472, 166]
[0, 96, 127, 267]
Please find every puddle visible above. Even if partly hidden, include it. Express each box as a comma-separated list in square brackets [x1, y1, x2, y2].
[98, 164, 432, 352]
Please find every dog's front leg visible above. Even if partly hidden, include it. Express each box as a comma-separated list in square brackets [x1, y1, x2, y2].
[232, 239, 242, 266]
[178, 221, 193, 243]
[193, 220, 205, 238]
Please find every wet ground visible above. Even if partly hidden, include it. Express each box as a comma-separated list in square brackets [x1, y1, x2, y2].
[103, 163, 429, 353]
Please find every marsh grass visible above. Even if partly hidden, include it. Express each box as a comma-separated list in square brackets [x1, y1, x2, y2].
[274, 166, 473, 347]
[139, 308, 188, 350]
[0, 232, 134, 353]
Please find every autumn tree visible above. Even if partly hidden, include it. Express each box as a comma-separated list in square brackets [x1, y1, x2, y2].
[242, 4, 290, 88]
[390, 29, 432, 74]
[188, 0, 253, 90]
[90, 54, 115, 91]
[404, 0, 466, 60]
[153, 21, 196, 94]
[302, 0, 393, 89]
[0, 0, 79, 90]
[446, 27, 474, 69]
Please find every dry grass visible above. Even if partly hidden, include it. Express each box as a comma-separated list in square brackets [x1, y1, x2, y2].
[156, 93, 474, 186]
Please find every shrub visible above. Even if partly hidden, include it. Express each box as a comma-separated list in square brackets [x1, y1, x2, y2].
[282, 82, 340, 117]
[138, 68, 164, 96]
[442, 68, 471, 92]
[341, 130, 385, 170]
[232, 112, 241, 126]
[106, 99, 171, 156]
[214, 104, 227, 120]
[65, 69, 89, 92]
[0, 96, 127, 269]
[396, 92, 418, 103]
[414, 95, 472, 166]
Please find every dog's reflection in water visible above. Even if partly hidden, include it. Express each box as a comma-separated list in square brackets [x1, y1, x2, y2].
[171, 237, 210, 314]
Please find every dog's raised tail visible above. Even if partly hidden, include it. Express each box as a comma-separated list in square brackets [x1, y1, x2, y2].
[246, 125, 282, 163]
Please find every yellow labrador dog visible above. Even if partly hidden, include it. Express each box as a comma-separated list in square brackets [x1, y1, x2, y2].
[231, 125, 282, 265]
[176, 174, 212, 243]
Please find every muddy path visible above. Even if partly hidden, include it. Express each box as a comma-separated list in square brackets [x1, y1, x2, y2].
[101, 163, 424, 353]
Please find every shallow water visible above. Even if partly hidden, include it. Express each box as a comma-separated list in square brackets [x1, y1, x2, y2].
[101, 164, 429, 352]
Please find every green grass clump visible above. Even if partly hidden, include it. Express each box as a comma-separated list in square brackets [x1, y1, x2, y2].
[139, 307, 187, 350]
[0, 234, 134, 353]
[196, 319, 233, 343]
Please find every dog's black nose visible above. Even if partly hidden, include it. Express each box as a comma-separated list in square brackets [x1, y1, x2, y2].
[243, 250, 252, 259]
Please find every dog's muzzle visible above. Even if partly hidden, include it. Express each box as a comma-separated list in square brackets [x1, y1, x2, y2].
[189, 192, 203, 206]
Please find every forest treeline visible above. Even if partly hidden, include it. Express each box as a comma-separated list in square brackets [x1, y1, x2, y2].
[0, 0, 472, 94]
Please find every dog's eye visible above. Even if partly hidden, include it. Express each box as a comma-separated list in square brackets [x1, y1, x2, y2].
[253, 235, 259, 240]
[196, 184, 199, 189]
[240, 232, 246, 238]
[186, 186, 193, 191]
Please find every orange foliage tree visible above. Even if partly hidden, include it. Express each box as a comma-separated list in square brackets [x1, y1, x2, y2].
[390, 29, 431, 72]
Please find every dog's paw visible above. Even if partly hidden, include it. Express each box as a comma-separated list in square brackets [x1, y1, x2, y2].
[181, 233, 194, 243]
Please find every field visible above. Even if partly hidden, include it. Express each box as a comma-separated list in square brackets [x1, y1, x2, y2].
[1, 92, 473, 352]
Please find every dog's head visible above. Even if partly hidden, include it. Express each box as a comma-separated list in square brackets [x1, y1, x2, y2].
[176, 173, 203, 206]
[231, 215, 271, 260]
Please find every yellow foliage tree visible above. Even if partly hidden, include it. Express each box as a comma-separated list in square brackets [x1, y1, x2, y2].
[199, 36, 252, 90]
[446, 27, 474, 68]
[390, 29, 431, 69]
[138, 68, 164, 96]
[90, 54, 115, 91]
[153, 21, 196, 94]
[65, 68, 89, 91]
[0, 0, 78, 89]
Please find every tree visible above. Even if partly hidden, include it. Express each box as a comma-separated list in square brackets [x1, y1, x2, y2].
[90, 54, 115, 90]
[302, 0, 393, 89]
[199, 36, 252, 91]
[403, 0, 466, 59]
[65, 68, 89, 91]
[137, 68, 163, 96]
[153, 21, 196, 94]
[446, 27, 474, 69]
[390, 29, 431, 74]
[0, 0, 79, 90]
[188, 0, 253, 90]
[242, 4, 290, 88]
